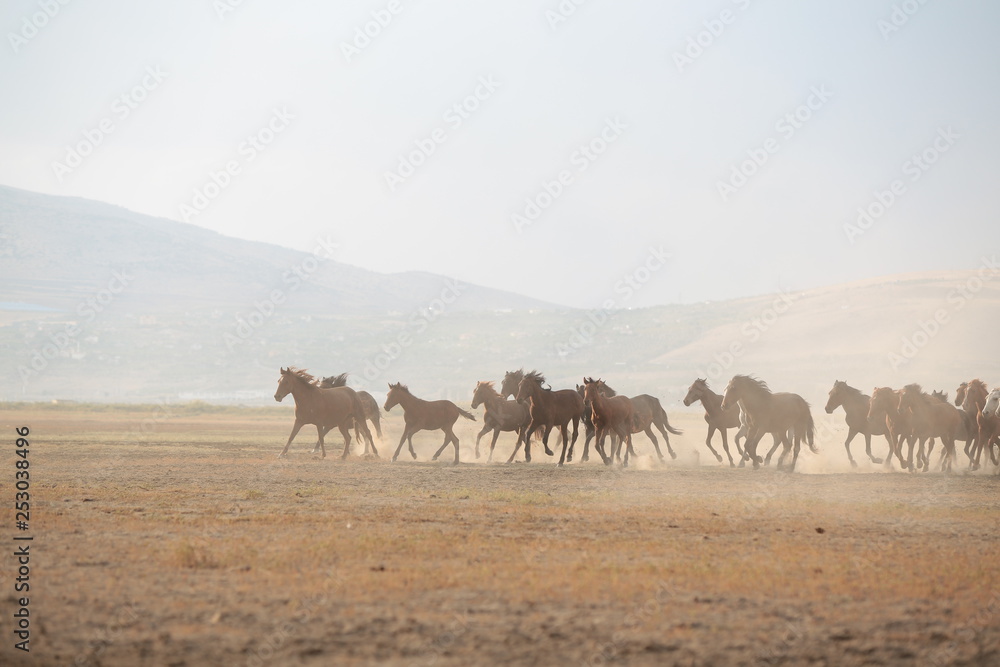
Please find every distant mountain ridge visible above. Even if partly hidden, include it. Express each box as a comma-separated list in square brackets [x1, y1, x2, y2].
[0, 184, 560, 315]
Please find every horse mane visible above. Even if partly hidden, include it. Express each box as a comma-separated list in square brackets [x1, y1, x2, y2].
[285, 367, 318, 385]
[320, 372, 349, 388]
[734, 375, 771, 395]
[968, 379, 989, 394]
[523, 370, 546, 385]
[835, 381, 865, 400]
[388, 382, 411, 394]
[902, 383, 931, 403]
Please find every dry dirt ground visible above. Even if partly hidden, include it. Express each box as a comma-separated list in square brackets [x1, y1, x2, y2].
[2, 405, 999, 666]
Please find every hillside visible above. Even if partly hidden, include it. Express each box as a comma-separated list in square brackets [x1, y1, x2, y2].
[1, 186, 997, 405]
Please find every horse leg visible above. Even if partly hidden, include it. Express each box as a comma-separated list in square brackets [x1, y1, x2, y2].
[542, 425, 555, 457]
[843, 428, 859, 468]
[923, 438, 935, 473]
[594, 428, 611, 465]
[763, 433, 782, 466]
[645, 426, 665, 463]
[511, 422, 536, 463]
[279, 420, 307, 458]
[618, 426, 633, 467]
[703, 424, 724, 464]
[312, 425, 331, 455]
[864, 432, 882, 465]
[432, 432, 450, 461]
[580, 427, 594, 463]
[408, 432, 418, 459]
[716, 427, 736, 468]
[338, 423, 352, 459]
[474, 423, 492, 460]
[557, 424, 570, 467]
[487, 428, 502, 463]
[392, 426, 414, 462]
[744, 428, 764, 469]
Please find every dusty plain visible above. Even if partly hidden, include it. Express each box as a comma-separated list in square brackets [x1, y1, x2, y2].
[1, 404, 998, 666]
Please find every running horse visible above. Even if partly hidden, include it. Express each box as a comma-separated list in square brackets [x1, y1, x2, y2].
[898, 384, 964, 473]
[274, 367, 373, 459]
[384, 383, 475, 465]
[868, 387, 915, 471]
[824, 380, 889, 467]
[581, 378, 634, 466]
[317, 373, 382, 456]
[470, 381, 529, 462]
[683, 378, 747, 467]
[956, 379, 1000, 469]
[720, 375, 816, 471]
[511, 371, 584, 465]
[579, 381, 681, 463]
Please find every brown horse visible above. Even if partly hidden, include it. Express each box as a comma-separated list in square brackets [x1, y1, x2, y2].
[575, 380, 619, 463]
[511, 371, 584, 465]
[384, 383, 475, 464]
[317, 374, 382, 456]
[720, 375, 816, 471]
[824, 380, 889, 467]
[471, 381, 529, 462]
[867, 387, 916, 470]
[575, 382, 681, 464]
[274, 367, 373, 459]
[956, 379, 999, 469]
[683, 378, 747, 467]
[899, 384, 963, 472]
[582, 378, 633, 465]
[500, 368, 526, 399]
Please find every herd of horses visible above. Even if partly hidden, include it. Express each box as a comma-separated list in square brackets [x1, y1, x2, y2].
[273, 367, 1000, 473]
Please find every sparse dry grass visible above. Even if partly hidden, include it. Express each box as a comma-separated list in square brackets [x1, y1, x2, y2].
[3, 406, 999, 666]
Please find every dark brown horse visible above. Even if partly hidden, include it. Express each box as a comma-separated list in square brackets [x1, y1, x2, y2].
[720, 375, 816, 471]
[683, 378, 747, 467]
[318, 374, 382, 456]
[899, 384, 963, 473]
[274, 367, 373, 459]
[500, 368, 526, 399]
[956, 379, 999, 469]
[575, 380, 618, 463]
[471, 381, 529, 462]
[824, 380, 889, 467]
[511, 371, 584, 465]
[384, 383, 475, 464]
[582, 378, 633, 465]
[576, 382, 681, 464]
[867, 387, 915, 470]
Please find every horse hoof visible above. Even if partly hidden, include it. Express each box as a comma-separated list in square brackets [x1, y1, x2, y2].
[729, 462, 735, 468]
[544, 448, 554, 457]
[871, 457, 883, 465]
[850, 460, 858, 468]
[581, 456, 589, 463]
[714, 454, 723, 463]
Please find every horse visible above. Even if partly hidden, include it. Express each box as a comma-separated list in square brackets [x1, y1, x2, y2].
[984, 388, 1000, 418]
[867, 387, 919, 470]
[824, 380, 890, 467]
[575, 380, 621, 463]
[500, 368, 526, 399]
[511, 371, 584, 465]
[470, 381, 529, 462]
[317, 374, 382, 456]
[898, 384, 963, 473]
[274, 367, 373, 459]
[957, 379, 1000, 469]
[581, 378, 633, 466]
[720, 375, 816, 471]
[683, 378, 748, 467]
[383, 383, 475, 464]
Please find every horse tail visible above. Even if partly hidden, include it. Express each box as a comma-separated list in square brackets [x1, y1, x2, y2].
[348, 390, 370, 436]
[655, 402, 683, 435]
[458, 407, 476, 421]
[802, 404, 818, 453]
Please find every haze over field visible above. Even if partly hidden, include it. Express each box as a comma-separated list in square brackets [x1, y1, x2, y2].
[1, 0, 999, 309]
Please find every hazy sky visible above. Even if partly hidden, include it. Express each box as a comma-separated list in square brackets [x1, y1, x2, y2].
[2, 0, 999, 308]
